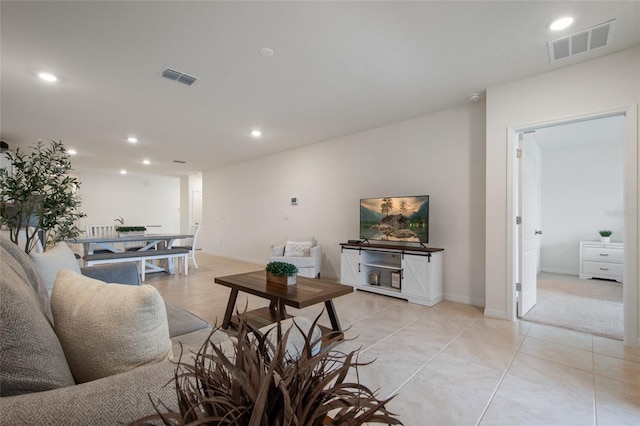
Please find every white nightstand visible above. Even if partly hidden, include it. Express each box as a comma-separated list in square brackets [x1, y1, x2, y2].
[579, 240, 624, 282]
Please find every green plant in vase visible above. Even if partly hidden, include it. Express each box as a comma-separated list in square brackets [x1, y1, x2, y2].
[599, 230, 613, 243]
[265, 261, 299, 286]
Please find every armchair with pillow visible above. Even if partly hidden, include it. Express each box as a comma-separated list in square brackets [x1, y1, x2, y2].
[270, 237, 322, 278]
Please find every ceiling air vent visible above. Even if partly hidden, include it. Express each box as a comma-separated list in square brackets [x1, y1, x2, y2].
[161, 68, 198, 86]
[172, 160, 187, 164]
[548, 20, 614, 62]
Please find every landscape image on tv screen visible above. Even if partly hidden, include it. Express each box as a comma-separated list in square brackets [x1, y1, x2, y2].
[360, 195, 429, 243]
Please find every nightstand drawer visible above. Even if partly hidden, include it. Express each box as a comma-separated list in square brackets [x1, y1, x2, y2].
[582, 246, 623, 263]
[582, 261, 623, 278]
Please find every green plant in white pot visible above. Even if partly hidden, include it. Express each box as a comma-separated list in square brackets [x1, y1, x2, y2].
[0, 140, 85, 253]
[599, 230, 613, 243]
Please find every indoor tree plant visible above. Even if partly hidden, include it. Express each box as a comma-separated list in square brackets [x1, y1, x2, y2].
[0, 140, 85, 253]
[265, 261, 299, 286]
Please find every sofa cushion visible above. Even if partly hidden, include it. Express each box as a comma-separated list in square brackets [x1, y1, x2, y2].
[165, 303, 209, 338]
[269, 256, 317, 269]
[30, 242, 81, 294]
[51, 270, 173, 384]
[0, 243, 76, 396]
[1, 236, 52, 322]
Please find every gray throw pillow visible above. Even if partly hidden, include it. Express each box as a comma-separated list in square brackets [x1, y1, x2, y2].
[0, 264, 76, 396]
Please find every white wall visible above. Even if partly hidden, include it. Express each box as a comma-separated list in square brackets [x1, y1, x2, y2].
[485, 47, 639, 344]
[78, 172, 181, 233]
[540, 141, 624, 275]
[203, 102, 487, 306]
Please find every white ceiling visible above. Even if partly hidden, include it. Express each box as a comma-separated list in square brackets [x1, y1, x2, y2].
[1, 1, 639, 177]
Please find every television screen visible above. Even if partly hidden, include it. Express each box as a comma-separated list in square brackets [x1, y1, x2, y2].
[359, 195, 429, 243]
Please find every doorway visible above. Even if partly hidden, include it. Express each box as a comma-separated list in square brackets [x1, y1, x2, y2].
[517, 116, 625, 340]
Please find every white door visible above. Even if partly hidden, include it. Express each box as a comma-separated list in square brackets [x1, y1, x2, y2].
[191, 190, 202, 250]
[517, 133, 539, 317]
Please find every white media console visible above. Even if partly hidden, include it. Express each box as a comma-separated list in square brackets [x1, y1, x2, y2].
[340, 242, 444, 306]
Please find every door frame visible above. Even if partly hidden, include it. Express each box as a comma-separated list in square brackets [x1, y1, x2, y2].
[506, 105, 638, 345]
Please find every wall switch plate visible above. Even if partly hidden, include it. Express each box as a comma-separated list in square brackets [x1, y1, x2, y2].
[291, 197, 297, 205]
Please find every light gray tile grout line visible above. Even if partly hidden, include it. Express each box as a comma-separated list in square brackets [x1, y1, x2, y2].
[388, 316, 480, 398]
[592, 338, 598, 426]
[475, 319, 532, 426]
[349, 302, 436, 355]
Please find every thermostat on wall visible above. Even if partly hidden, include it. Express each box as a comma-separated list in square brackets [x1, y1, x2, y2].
[291, 197, 297, 205]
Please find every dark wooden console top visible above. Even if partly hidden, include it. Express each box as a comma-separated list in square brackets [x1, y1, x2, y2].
[340, 242, 444, 252]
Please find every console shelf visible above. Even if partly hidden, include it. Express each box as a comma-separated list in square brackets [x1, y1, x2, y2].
[339, 242, 444, 306]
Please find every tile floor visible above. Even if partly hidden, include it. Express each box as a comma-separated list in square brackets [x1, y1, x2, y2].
[148, 254, 640, 426]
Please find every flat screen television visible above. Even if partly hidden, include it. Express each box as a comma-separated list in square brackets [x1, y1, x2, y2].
[359, 195, 429, 243]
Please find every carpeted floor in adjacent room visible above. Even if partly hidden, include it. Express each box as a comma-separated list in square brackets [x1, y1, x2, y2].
[523, 272, 623, 340]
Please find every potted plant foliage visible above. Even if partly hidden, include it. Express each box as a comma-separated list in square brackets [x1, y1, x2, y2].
[265, 261, 299, 286]
[132, 313, 401, 425]
[599, 230, 613, 243]
[116, 226, 147, 236]
[0, 140, 85, 253]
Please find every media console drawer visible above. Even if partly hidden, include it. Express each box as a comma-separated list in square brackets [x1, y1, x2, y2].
[579, 240, 623, 282]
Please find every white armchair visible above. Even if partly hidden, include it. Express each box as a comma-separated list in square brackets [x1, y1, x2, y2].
[270, 237, 322, 278]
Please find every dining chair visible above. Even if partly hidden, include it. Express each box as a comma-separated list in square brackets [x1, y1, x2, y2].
[85, 224, 118, 254]
[85, 224, 116, 238]
[173, 224, 200, 269]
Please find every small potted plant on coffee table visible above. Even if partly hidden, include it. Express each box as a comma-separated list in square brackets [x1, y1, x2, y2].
[265, 261, 299, 286]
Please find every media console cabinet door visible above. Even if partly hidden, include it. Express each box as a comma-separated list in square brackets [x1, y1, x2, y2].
[340, 248, 360, 286]
[402, 254, 430, 298]
[402, 252, 444, 302]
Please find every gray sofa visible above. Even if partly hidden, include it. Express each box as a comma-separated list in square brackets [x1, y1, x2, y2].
[0, 237, 317, 425]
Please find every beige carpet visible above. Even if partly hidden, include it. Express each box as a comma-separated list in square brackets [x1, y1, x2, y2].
[522, 272, 623, 340]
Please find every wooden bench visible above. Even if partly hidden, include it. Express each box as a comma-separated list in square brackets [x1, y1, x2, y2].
[84, 248, 189, 281]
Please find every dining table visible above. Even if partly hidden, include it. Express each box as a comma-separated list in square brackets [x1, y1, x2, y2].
[67, 233, 193, 275]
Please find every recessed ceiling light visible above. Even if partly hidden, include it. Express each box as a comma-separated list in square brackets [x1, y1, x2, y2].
[550, 16, 574, 31]
[251, 129, 262, 138]
[259, 47, 274, 57]
[120, 170, 127, 175]
[127, 137, 138, 143]
[38, 72, 57, 82]
[142, 159, 150, 165]
[67, 149, 77, 155]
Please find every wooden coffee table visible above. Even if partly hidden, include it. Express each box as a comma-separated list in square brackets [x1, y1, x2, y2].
[215, 271, 353, 339]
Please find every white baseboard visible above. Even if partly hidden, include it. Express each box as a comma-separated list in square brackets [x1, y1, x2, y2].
[483, 308, 507, 320]
[540, 267, 578, 276]
[443, 293, 485, 308]
[202, 251, 264, 266]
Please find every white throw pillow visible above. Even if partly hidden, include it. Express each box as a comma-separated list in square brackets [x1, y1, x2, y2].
[51, 270, 173, 384]
[30, 242, 81, 294]
[284, 240, 313, 257]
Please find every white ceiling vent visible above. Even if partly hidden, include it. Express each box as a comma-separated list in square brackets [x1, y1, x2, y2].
[161, 68, 198, 86]
[548, 20, 614, 62]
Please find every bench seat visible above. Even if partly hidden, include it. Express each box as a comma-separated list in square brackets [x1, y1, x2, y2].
[84, 248, 189, 281]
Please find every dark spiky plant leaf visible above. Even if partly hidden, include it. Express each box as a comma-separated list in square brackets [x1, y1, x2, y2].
[131, 312, 402, 425]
